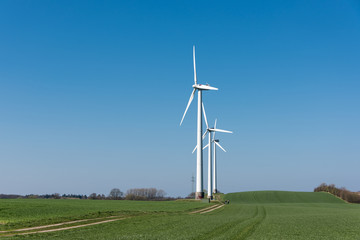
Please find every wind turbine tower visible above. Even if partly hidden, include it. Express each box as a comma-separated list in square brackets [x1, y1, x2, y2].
[180, 46, 218, 199]
[212, 137, 228, 193]
[202, 106, 232, 199]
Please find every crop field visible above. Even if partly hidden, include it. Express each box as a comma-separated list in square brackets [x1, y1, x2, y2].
[1, 191, 360, 239]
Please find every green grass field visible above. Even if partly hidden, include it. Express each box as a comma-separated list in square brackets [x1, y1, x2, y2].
[1, 191, 360, 239]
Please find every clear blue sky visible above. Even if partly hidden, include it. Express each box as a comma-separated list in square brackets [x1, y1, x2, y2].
[1, 1, 359, 197]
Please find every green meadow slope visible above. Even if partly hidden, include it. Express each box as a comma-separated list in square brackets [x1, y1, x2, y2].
[2, 191, 360, 239]
[225, 190, 345, 204]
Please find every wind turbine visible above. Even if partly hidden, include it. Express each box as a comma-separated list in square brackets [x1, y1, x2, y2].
[180, 46, 218, 199]
[212, 131, 228, 194]
[202, 106, 232, 199]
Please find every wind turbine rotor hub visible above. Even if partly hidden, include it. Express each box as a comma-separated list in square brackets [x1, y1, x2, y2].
[193, 84, 218, 91]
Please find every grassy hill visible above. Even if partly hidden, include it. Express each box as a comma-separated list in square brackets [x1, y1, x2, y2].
[224, 190, 345, 204]
[2, 191, 360, 239]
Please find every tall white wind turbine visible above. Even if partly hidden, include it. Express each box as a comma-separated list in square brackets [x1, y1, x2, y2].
[202, 108, 232, 199]
[212, 124, 230, 194]
[180, 46, 218, 199]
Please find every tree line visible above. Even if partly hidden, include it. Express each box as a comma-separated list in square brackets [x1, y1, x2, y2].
[23, 193, 87, 199]
[314, 183, 360, 203]
[125, 188, 165, 200]
[0, 188, 170, 201]
[89, 188, 168, 200]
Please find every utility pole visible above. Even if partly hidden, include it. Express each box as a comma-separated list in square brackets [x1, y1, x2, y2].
[191, 174, 195, 195]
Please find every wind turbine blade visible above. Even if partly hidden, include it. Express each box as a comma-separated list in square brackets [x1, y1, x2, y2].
[203, 144, 209, 150]
[180, 89, 196, 126]
[196, 85, 218, 91]
[212, 128, 233, 134]
[193, 45, 197, 85]
[202, 103, 209, 129]
[202, 129, 209, 140]
[215, 141, 227, 152]
[192, 145, 197, 154]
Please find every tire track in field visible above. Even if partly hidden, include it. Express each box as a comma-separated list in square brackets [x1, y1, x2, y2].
[235, 206, 267, 239]
[190, 204, 221, 214]
[1, 217, 127, 237]
[196, 206, 255, 240]
[199, 204, 225, 214]
[0, 216, 119, 233]
[197, 205, 267, 240]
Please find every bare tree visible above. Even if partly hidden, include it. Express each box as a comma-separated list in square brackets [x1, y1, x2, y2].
[109, 188, 123, 200]
[53, 193, 61, 199]
[89, 193, 97, 199]
[97, 194, 106, 200]
[125, 188, 166, 200]
[156, 189, 166, 199]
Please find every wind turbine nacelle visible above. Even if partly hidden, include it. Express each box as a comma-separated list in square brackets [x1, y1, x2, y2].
[193, 84, 218, 91]
[214, 139, 220, 142]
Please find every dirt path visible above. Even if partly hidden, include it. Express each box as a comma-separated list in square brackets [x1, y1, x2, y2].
[190, 204, 225, 214]
[199, 204, 225, 214]
[190, 204, 219, 214]
[0, 216, 119, 233]
[2, 217, 126, 237]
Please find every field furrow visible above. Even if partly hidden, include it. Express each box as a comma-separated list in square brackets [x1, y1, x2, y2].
[235, 206, 266, 239]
